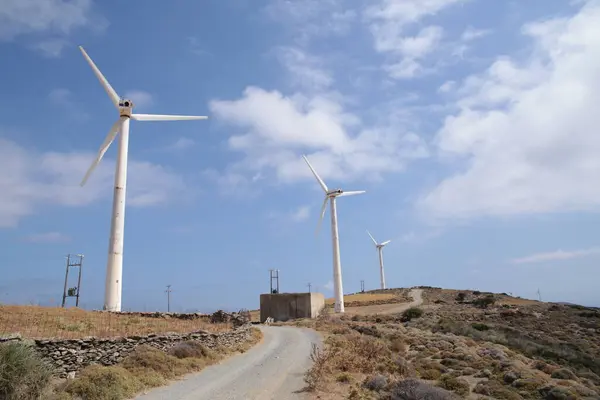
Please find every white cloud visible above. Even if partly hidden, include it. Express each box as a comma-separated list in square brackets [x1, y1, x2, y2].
[290, 205, 311, 222]
[124, 90, 154, 109]
[166, 137, 195, 151]
[30, 38, 69, 57]
[461, 26, 491, 41]
[0, 0, 107, 56]
[365, 0, 466, 78]
[274, 47, 333, 91]
[0, 137, 188, 228]
[511, 247, 600, 265]
[323, 280, 334, 291]
[21, 231, 71, 243]
[209, 86, 428, 187]
[420, 1, 600, 220]
[265, 0, 356, 45]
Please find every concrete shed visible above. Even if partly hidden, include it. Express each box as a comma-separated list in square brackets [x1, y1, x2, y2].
[259, 292, 325, 322]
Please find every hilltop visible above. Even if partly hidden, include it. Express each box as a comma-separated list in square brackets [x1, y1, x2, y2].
[289, 287, 600, 399]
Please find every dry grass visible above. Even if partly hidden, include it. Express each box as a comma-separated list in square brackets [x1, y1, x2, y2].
[324, 293, 398, 305]
[0, 305, 231, 339]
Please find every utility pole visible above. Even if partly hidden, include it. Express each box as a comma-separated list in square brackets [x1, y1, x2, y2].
[307, 282, 312, 293]
[269, 269, 280, 294]
[165, 285, 172, 312]
[360, 280, 365, 293]
[62, 254, 84, 308]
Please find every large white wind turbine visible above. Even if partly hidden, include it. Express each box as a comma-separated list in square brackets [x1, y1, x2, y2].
[366, 230, 391, 290]
[302, 155, 365, 313]
[78, 46, 207, 312]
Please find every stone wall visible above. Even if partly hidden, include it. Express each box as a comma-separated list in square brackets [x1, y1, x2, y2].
[3, 326, 254, 378]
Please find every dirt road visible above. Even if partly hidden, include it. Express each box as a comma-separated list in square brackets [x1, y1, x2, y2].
[344, 288, 423, 315]
[134, 326, 321, 400]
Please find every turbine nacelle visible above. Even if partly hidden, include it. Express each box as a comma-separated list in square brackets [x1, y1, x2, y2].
[118, 98, 134, 117]
[302, 154, 365, 236]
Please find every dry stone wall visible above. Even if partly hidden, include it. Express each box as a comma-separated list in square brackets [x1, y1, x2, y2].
[2, 325, 254, 378]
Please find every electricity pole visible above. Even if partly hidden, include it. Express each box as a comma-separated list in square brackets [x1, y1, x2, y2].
[62, 254, 84, 308]
[269, 269, 280, 294]
[165, 285, 172, 312]
[307, 282, 312, 293]
[360, 280, 365, 293]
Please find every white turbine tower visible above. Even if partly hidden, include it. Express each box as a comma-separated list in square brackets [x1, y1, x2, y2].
[78, 46, 207, 312]
[302, 155, 365, 313]
[366, 230, 391, 290]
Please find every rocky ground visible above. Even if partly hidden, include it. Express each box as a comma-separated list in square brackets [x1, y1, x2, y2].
[292, 288, 600, 399]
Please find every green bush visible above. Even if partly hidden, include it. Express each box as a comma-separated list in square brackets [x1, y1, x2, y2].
[0, 341, 55, 400]
[473, 295, 496, 309]
[471, 323, 490, 331]
[402, 307, 424, 322]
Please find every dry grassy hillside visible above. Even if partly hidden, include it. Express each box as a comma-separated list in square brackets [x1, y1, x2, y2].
[287, 287, 600, 399]
[0, 305, 230, 339]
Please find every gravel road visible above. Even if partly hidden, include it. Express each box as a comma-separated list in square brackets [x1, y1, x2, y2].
[344, 288, 424, 315]
[134, 326, 321, 400]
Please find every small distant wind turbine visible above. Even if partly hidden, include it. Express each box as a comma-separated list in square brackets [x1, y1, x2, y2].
[78, 46, 207, 312]
[302, 155, 365, 313]
[366, 230, 391, 290]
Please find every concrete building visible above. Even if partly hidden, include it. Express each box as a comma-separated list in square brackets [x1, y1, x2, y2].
[259, 292, 325, 323]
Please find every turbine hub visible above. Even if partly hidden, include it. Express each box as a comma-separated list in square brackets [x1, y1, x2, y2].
[328, 189, 343, 197]
[118, 98, 134, 118]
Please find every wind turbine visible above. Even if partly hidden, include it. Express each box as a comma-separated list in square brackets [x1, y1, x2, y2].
[366, 230, 391, 290]
[302, 155, 365, 313]
[78, 46, 207, 312]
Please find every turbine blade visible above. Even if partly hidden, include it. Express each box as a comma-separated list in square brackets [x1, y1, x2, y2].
[315, 196, 328, 236]
[366, 230, 377, 245]
[80, 119, 121, 186]
[338, 190, 366, 197]
[132, 113, 208, 121]
[302, 155, 328, 193]
[79, 46, 120, 109]
[381, 240, 391, 246]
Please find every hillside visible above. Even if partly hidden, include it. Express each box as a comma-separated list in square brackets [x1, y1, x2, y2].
[292, 287, 600, 399]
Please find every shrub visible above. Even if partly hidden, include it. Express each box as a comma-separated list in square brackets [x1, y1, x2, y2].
[455, 293, 466, 302]
[0, 342, 55, 400]
[473, 295, 496, 309]
[390, 379, 458, 400]
[336, 372, 353, 383]
[363, 374, 388, 391]
[168, 341, 213, 359]
[471, 323, 490, 331]
[438, 374, 470, 396]
[402, 307, 424, 322]
[472, 291, 481, 295]
[63, 365, 141, 400]
[551, 368, 577, 380]
[419, 368, 442, 380]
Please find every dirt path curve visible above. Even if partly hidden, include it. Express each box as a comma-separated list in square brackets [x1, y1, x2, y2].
[134, 326, 321, 400]
[345, 288, 424, 315]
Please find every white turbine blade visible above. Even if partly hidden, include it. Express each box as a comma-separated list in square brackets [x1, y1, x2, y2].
[366, 230, 377, 245]
[315, 196, 328, 236]
[338, 190, 366, 197]
[80, 119, 120, 186]
[302, 155, 328, 193]
[381, 240, 391, 246]
[132, 114, 208, 121]
[79, 46, 120, 109]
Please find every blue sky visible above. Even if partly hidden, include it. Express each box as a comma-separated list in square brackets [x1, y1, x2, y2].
[2, 0, 600, 312]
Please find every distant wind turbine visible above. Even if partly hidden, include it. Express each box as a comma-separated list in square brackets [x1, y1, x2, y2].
[302, 155, 365, 313]
[366, 230, 391, 290]
[78, 46, 207, 312]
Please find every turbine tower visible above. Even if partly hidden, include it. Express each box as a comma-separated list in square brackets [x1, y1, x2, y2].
[78, 46, 207, 312]
[366, 230, 391, 290]
[302, 155, 365, 313]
